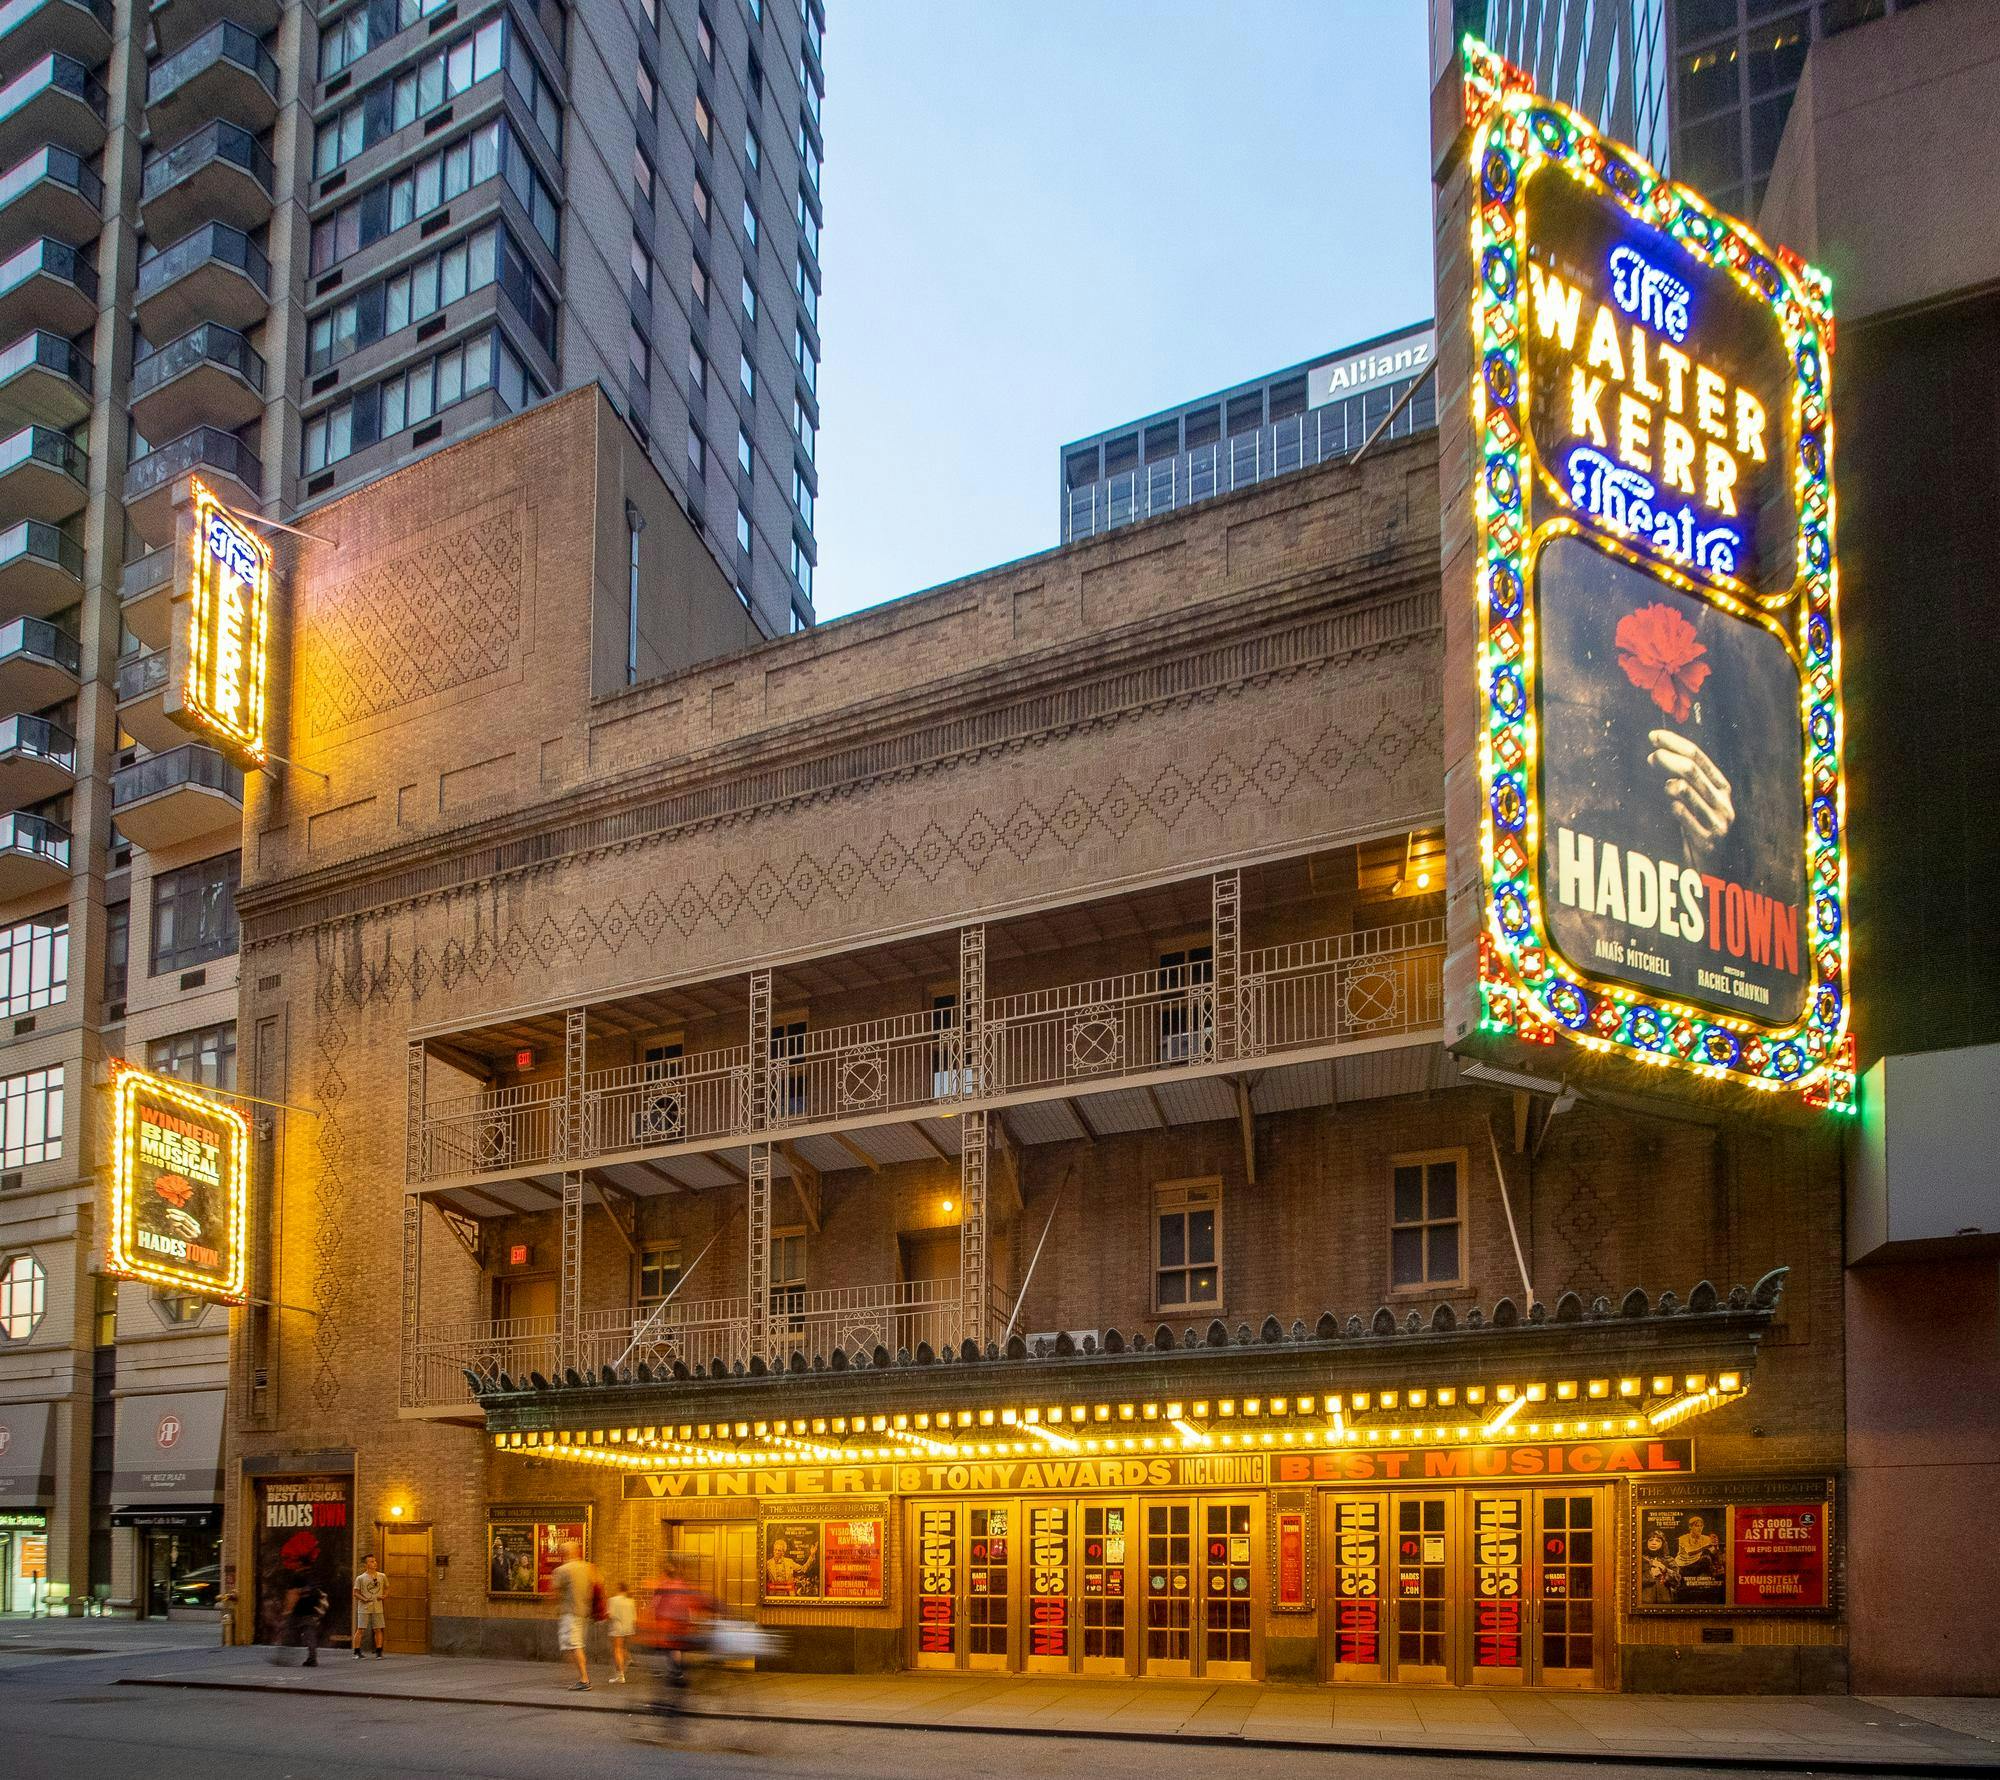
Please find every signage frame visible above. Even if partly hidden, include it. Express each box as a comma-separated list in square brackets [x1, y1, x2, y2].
[107, 1063, 250, 1302]
[167, 475, 273, 766]
[1628, 1474, 1836, 1617]
[1459, 38, 1851, 1108]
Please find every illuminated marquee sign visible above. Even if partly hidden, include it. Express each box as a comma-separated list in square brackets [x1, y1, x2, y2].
[167, 476, 272, 765]
[1461, 39, 1850, 1106]
[108, 1064, 250, 1301]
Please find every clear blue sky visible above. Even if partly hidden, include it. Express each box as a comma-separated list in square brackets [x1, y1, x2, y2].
[810, 2, 1436, 620]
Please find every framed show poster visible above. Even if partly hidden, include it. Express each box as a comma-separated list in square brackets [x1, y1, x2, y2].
[486, 1503, 590, 1599]
[1631, 1479, 1834, 1615]
[254, 1475, 353, 1643]
[760, 1510, 886, 1605]
[823, 1517, 885, 1602]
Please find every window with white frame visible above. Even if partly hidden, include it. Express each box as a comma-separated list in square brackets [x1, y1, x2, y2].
[1390, 1152, 1464, 1289]
[1154, 1179, 1220, 1311]
[0, 1066, 59, 1167]
[0, 911, 66, 1017]
[0, 1253, 45, 1339]
[638, 1241, 683, 1308]
[770, 1227, 805, 1342]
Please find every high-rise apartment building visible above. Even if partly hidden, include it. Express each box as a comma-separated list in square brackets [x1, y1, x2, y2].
[0, 0, 826, 1618]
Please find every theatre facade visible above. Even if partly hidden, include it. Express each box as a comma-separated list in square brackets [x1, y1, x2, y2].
[224, 383, 1846, 1691]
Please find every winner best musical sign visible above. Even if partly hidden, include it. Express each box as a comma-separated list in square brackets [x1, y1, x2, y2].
[1461, 39, 1850, 1108]
[107, 1065, 250, 1301]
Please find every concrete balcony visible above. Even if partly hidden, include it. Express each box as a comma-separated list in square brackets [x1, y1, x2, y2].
[0, 421, 83, 521]
[0, 613, 76, 705]
[0, 805, 67, 897]
[408, 1278, 1017, 1415]
[0, 143, 98, 258]
[0, 708, 71, 802]
[0, 236, 94, 336]
[410, 920, 1448, 1197]
[122, 422, 258, 545]
[0, 53, 104, 167]
[118, 542, 172, 650]
[145, 21, 278, 143]
[133, 220, 267, 343]
[0, 0, 111, 74]
[129, 319, 262, 440]
[147, 0, 278, 55]
[0, 328, 88, 429]
[137, 119, 272, 242]
[0, 515, 79, 615]
[113, 644, 179, 750]
[110, 739, 242, 852]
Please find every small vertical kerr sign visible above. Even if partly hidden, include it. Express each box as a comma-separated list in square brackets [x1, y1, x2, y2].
[167, 476, 272, 765]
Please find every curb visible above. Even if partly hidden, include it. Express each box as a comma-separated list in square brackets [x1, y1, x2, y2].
[113, 1676, 2000, 1774]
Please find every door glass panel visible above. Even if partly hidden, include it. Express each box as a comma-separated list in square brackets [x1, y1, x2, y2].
[1540, 1494, 1596, 1673]
[916, 1505, 958, 1657]
[1472, 1495, 1526, 1672]
[1203, 1502, 1253, 1666]
[1144, 1503, 1191, 1663]
[1028, 1504, 1069, 1659]
[1082, 1504, 1126, 1660]
[968, 1507, 1010, 1657]
[1332, 1497, 1383, 1666]
[1395, 1498, 1448, 1668]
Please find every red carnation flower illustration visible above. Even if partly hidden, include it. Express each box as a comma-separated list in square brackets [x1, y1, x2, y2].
[1615, 602, 1710, 723]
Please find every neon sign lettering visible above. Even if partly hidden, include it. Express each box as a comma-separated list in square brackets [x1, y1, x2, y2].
[1565, 447, 1741, 575]
[1608, 246, 1691, 343]
[168, 476, 271, 765]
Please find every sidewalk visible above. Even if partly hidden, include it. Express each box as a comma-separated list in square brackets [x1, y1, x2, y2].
[117, 1646, 2000, 1771]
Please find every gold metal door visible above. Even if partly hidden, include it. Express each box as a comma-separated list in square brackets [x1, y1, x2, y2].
[964, 1504, 1015, 1670]
[1389, 1494, 1452, 1684]
[1198, 1499, 1256, 1680]
[912, 1502, 960, 1668]
[1078, 1500, 1132, 1675]
[1140, 1500, 1195, 1676]
[1023, 1502, 1073, 1673]
[1467, 1491, 1529, 1685]
[1325, 1492, 1388, 1681]
[379, 1523, 431, 1654]
[1534, 1489, 1605, 1689]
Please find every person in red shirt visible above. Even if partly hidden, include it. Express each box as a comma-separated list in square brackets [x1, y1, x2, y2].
[637, 1558, 714, 1711]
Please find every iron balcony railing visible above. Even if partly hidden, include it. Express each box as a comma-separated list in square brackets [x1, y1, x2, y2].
[0, 53, 106, 129]
[407, 1278, 1021, 1410]
[135, 219, 270, 301]
[0, 710, 72, 771]
[124, 423, 261, 503]
[139, 118, 274, 206]
[0, 236, 95, 302]
[0, 327, 89, 396]
[131, 320, 264, 401]
[110, 739, 242, 810]
[0, 421, 82, 484]
[411, 921, 1446, 1186]
[146, 19, 279, 107]
[0, 806, 67, 867]
[0, 143, 101, 213]
[0, 613, 79, 673]
[0, 517, 81, 580]
[114, 645, 168, 702]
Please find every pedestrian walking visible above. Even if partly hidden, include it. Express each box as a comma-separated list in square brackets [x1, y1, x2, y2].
[638, 1558, 714, 1711]
[276, 1581, 329, 1667]
[606, 1580, 637, 1684]
[550, 1541, 596, 1691]
[351, 1553, 387, 1659]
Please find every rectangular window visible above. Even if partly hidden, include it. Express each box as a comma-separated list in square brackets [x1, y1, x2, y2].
[794, 323, 815, 392]
[791, 466, 813, 528]
[687, 422, 705, 475]
[0, 912, 66, 1017]
[798, 118, 819, 191]
[1154, 1179, 1220, 1311]
[746, 0, 762, 22]
[1390, 1152, 1464, 1289]
[150, 851, 241, 974]
[630, 235, 652, 293]
[738, 350, 755, 401]
[638, 1242, 683, 1308]
[694, 92, 713, 145]
[103, 901, 128, 1002]
[741, 198, 759, 247]
[687, 343, 705, 391]
[639, 0, 657, 29]
[632, 142, 655, 206]
[628, 320, 651, 386]
[0, 1065, 61, 1167]
[799, 55, 820, 125]
[693, 171, 711, 227]
[697, 6, 714, 65]
[692, 256, 710, 312]
[770, 1227, 805, 1343]
[789, 533, 812, 595]
[796, 186, 819, 256]
[744, 124, 760, 172]
[149, 1023, 237, 1092]
[740, 274, 757, 323]
[736, 427, 753, 476]
[636, 60, 656, 117]
[794, 255, 817, 323]
[792, 394, 814, 460]
[736, 506, 752, 553]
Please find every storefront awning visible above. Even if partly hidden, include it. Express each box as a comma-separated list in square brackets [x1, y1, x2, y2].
[110, 1505, 224, 1530]
[113, 1389, 224, 1505]
[475, 1270, 1788, 1474]
[0, 1401, 53, 1505]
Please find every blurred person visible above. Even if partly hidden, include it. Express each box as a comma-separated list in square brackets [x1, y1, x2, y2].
[351, 1553, 387, 1659]
[271, 1579, 329, 1667]
[551, 1540, 596, 1690]
[606, 1580, 637, 1684]
[639, 1558, 715, 1711]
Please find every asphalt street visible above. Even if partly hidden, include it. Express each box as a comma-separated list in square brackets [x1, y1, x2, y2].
[0, 1632, 1978, 1780]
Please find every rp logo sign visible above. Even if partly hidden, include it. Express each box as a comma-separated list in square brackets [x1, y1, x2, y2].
[156, 1413, 182, 1450]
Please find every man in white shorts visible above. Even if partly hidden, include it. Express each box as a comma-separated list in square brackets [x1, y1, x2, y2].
[351, 1553, 387, 1658]
[551, 1541, 594, 1690]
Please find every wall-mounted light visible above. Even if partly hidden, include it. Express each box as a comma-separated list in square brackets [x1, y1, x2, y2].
[941, 1198, 956, 1215]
